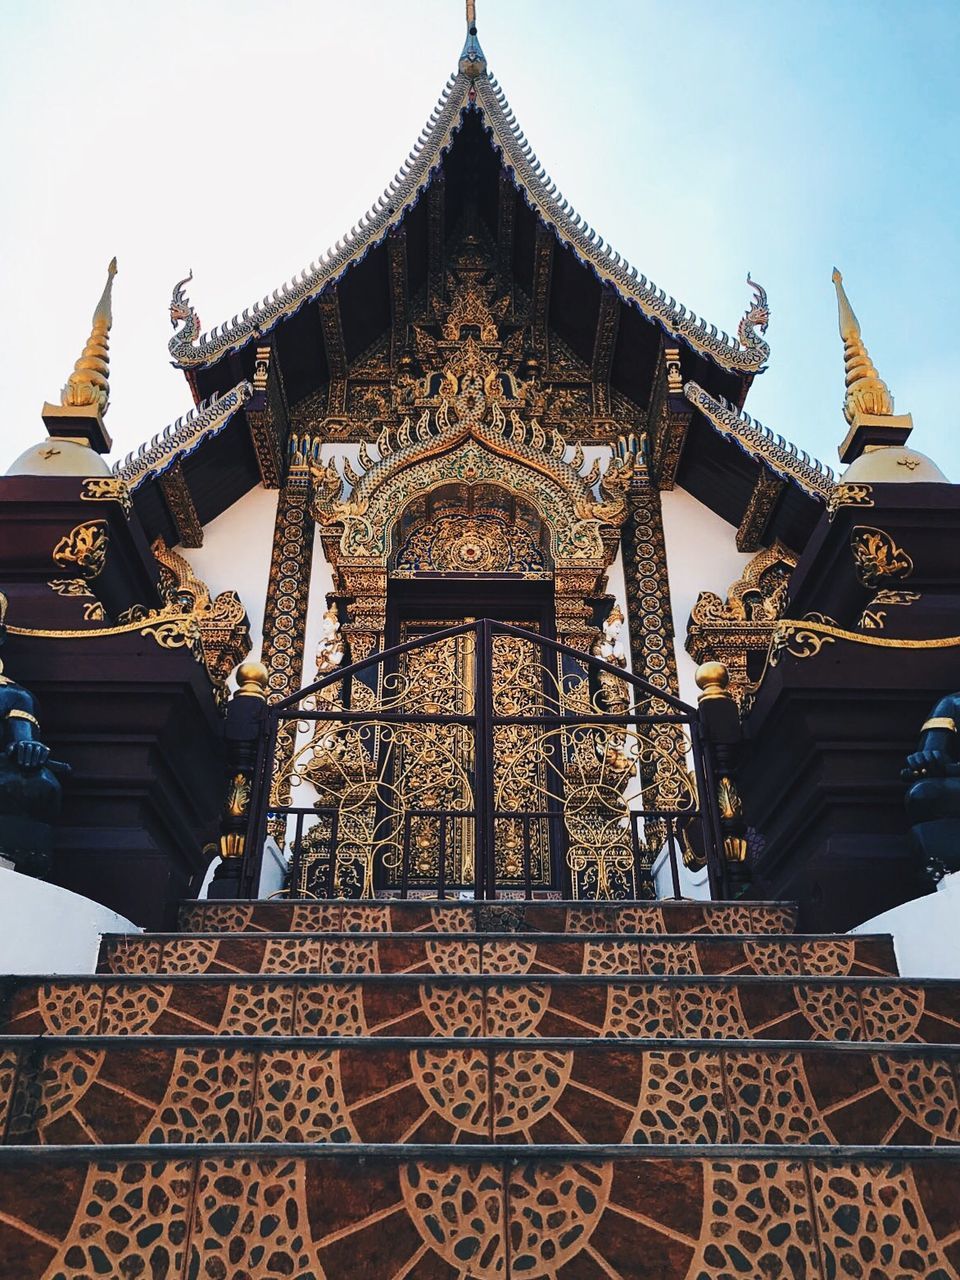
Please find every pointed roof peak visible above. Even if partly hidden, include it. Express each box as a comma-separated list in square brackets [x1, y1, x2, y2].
[832, 266, 894, 426]
[167, 25, 770, 379]
[832, 266, 916, 466]
[39, 256, 118, 454]
[459, 0, 486, 78]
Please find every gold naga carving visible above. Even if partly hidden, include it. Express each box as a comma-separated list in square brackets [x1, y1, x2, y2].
[116, 541, 252, 694]
[52, 521, 109, 580]
[685, 542, 797, 707]
[150, 540, 251, 690]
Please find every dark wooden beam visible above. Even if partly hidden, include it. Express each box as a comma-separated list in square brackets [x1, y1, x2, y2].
[388, 228, 409, 365]
[496, 172, 516, 300]
[590, 286, 621, 419]
[159, 460, 203, 548]
[245, 344, 285, 489]
[427, 176, 445, 314]
[531, 224, 554, 367]
[737, 469, 787, 552]
[318, 287, 348, 416]
[649, 344, 693, 490]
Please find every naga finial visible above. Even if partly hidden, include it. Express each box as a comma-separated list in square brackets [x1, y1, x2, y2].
[168, 270, 202, 363]
[60, 258, 117, 415]
[832, 267, 894, 424]
[737, 274, 770, 367]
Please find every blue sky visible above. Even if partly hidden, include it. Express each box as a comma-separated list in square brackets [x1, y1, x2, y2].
[1, 0, 958, 480]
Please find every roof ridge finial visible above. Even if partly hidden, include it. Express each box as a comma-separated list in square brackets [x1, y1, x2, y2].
[62, 257, 118, 416]
[831, 267, 893, 425]
[459, 0, 486, 79]
[832, 267, 914, 466]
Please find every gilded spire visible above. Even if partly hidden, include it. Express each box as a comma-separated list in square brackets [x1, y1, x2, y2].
[832, 267, 894, 425]
[466, 0, 476, 23]
[61, 258, 118, 416]
[40, 257, 117, 453]
[831, 267, 914, 466]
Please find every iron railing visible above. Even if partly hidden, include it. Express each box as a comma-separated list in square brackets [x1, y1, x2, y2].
[239, 619, 727, 900]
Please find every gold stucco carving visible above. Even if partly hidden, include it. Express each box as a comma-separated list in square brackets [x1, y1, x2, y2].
[850, 526, 914, 588]
[52, 521, 109, 580]
[685, 542, 797, 707]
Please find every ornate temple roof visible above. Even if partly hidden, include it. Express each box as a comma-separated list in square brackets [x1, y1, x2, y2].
[119, 6, 834, 555]
[167, 23, 770, 380]
[115, 383, 253, 492]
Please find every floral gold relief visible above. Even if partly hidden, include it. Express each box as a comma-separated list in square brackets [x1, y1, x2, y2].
[52, 520, 109, 580]
[850, 525, 914, 587]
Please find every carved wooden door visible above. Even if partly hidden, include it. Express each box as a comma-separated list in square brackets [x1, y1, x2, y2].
[383, 585, 561, 896]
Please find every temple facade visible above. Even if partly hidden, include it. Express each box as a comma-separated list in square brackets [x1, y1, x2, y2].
[1, 4, 956, 926]
[1, 8, 959, 1275]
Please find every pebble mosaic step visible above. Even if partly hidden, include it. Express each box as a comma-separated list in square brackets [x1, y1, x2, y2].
[5, 975, 960, 1042]
[179, 898, 800, 936]
[6, 892, 959, 1278]
[96, 931, 897, 979]
[1, 1037, 957, 1149]
[0, 1146, 958, 1279]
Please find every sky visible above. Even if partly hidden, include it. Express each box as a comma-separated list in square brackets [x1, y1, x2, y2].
[1, 0, 958, 480]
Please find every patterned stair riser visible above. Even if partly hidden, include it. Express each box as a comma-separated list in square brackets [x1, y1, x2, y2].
[2, 1041, 958, 1148]
[0, 1151, 958, 1279]
[96, 933, 897, 979]
[4, 977, 960, 1042]
[179, 900, 799, 935]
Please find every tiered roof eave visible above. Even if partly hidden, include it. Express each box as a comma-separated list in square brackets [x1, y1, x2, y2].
[167, 64, 771, 380]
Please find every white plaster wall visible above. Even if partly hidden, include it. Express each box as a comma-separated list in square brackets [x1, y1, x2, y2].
[0, 868, 139, 974]
[660, 488, 753, 707]
[177, 484, 280, 682]
[852, 873, 960, 979]
[651, 844, 711, 901]
[198, 840, 288, 899]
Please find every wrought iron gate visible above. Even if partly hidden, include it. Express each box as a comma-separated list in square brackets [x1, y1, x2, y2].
[239, 620, 726, 900]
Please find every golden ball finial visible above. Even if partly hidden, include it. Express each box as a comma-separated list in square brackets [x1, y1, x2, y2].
[695, 661, 730, 701]
[236, 661, 269, 698]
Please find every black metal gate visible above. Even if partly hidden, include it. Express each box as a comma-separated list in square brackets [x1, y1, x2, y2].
[239, 620, 727, 901]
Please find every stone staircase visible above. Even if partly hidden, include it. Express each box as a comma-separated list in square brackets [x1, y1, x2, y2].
[0, 897, 958, 1277]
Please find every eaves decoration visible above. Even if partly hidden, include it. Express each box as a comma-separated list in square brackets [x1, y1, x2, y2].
[683, 381, 835, 502]
[167, 67, 770, 376]
[113, 381, 253, 492]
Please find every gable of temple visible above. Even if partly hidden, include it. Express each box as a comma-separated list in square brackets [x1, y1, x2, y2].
[79, 24, 845, 730]
[3, 0, 955, 933]
[107, 37, 835, 565]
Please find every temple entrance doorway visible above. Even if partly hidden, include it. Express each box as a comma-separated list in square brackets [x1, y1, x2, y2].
[382, 575, 564, 898]
[374, 482, 565, 896]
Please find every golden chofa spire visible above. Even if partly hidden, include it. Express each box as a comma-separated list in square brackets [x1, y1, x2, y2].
[832, 267, 912, 464]
[41, 258, 117, 454]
